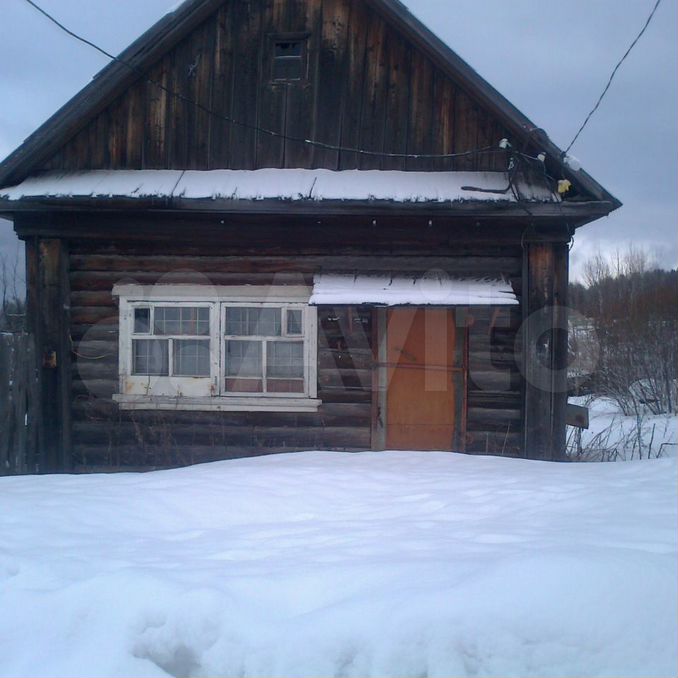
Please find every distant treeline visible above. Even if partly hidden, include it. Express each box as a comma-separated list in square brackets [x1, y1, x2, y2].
[569, 252, 677, 415]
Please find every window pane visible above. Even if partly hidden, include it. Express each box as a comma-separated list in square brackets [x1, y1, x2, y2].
[225, 340, 263, 377]
[154, 307, 180, 335]
[225, 308, 281, 337]
[225, 378, 263, 393]
[267, 379, 304, 393]
[275, 41, 303, 58]
[286, 309, 303, 335]
[132, 339, 169, 376]
[225, 307, 247, 335]
[173, 339, 210, 377]
[154, 307, 209, 336]
[252, 308, 281, 336]
[134, 308, 150, 334]
[190, 307, 210, 336]
[266, 341, 304, 378]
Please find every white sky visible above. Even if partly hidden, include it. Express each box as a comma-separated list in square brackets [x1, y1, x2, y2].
[1, 0, 676, 280]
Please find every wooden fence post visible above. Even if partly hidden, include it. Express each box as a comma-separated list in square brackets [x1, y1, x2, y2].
[0, 333, 37, 475]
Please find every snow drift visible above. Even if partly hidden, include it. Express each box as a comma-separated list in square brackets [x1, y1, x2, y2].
[0, 451, 676, 677]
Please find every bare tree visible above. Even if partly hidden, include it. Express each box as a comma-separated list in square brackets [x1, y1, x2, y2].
[573, 246, 677, 416]
[0, 246, 25, 333]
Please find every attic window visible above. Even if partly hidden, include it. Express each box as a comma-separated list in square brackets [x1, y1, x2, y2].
[272, 35, 307, 81]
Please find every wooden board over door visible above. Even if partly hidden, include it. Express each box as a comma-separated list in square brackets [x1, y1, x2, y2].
[385, 308, 465, 451]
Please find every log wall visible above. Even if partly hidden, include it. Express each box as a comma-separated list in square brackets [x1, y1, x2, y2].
[66, 231, 524, 468]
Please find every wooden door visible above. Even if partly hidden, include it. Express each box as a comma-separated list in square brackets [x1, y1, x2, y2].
[386, 308, 461, 450]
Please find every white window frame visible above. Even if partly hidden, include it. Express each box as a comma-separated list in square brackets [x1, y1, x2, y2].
[220, 302, 311, 398]
[112, 285, 319, 412]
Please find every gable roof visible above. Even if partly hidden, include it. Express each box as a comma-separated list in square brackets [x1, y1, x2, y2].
[0, 0, 620, 212]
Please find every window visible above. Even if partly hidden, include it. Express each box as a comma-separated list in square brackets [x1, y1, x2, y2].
[131, 306, 210, 378]
[223, 306, 305, 394]
[271, 34, 308, 81]
[113, 285, 319, 412]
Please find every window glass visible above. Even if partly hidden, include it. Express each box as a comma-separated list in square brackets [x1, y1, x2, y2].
[275, 41, 303, 58]
[155, 307, 209, 336]
[134, 308, 150, 334]
[225, 307, 281, 337]
[225, 339, 263, 377]
[267, 341, 304, 378]
[173, 339, 210, 377]
[286, 309, 303, 335]
[132, 339, 169, 376]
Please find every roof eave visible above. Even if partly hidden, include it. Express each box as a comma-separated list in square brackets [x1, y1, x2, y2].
[0, 195, 616, 223]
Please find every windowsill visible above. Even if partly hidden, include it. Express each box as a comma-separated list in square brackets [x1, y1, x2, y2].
[113, 394, 322, 413]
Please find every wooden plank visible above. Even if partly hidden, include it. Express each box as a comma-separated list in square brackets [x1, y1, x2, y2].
[68, 253, 521, 274]
[209, 3, 236, 168]
[405, 49, 434, 171]
[0, 333, 32, 475]
[229, 0, 263, 168]
[357, 6, 387, 170]
[309, 0, 350, 169]
[125, 81, 145, 169]
[430, 71, 455, 171]
[187, 18, 216, 169]
[337, 0, 368, 169]
[167, 33, 191, 167]
[566, 403, 589, 429]
[453, 89, 477, 170]
[255, 0, 287, 167]
[0, 335, 10, 473]
[144, 56, 170, 168]
[380, 30, 410, 170]
[283, 0, 322, 167]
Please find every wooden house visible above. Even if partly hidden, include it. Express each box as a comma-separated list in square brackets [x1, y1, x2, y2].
[0, 0, 620, 471]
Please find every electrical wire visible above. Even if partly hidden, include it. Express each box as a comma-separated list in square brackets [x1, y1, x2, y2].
[565, 0, 663, 154]
[21, 0, 503, 162]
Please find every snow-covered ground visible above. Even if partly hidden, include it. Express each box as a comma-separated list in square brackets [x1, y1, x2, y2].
[569, 396, 677, 461]
[1, 452, 676, 678]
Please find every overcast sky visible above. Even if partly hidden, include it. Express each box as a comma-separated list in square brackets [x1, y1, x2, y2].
[1, 0, 676, 281]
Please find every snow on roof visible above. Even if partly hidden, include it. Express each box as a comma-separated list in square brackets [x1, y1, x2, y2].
[310, 273, 518, 306]
[0, 169, 558, 203]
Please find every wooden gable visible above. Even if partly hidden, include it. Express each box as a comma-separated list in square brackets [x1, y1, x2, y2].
[38, 0, 513, 175]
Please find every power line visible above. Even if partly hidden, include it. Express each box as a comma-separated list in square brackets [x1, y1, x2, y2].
[565, 0, 663, 155]
[21, 0, 503, 162]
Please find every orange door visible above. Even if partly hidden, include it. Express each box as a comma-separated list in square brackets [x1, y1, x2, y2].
[386, 308, 458, 450]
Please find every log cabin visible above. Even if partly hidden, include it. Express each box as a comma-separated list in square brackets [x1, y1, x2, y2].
[0, 0, 620, 471]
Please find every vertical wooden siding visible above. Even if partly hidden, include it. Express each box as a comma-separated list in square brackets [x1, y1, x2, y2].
[41, 0, 511, 174]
